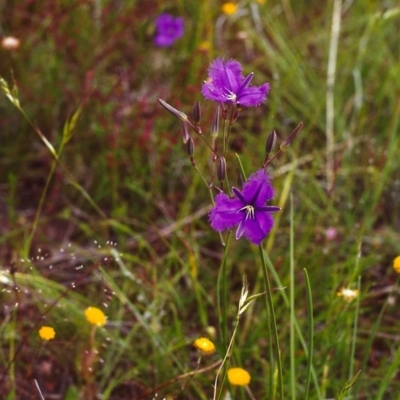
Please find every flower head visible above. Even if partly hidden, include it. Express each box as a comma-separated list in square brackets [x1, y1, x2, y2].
[227, 367, 251, 386]
[39, 326, 56, 341]
[222, 3, 238, 15]
[209, 169, 279, 245]
[193, 337, 216, 355]
[337, 288, 359, 302]
[202, 58, 270, 107]
[85, 307, 107, 326]
[154, 13, 184, 47]
[393, 256, 400, 273]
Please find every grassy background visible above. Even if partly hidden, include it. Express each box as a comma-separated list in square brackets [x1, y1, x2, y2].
[1, 0, 400, 399]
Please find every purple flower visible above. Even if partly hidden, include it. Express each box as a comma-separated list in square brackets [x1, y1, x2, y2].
[210, 169, 279, 245]
[154, 13, 184, 47]
[202, 58, 270, 107]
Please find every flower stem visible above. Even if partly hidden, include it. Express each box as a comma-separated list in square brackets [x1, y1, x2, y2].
[217, 232, 232, 354]
[259, 245, 283, 399]
[303, 268, 314, 400]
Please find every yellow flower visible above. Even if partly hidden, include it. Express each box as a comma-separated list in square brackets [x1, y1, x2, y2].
[85, 307, 107, 326]
[222, 2, 238, 16]
[393, 256, 400, 273]
[337, 288, 359, 302]
[228, 367, 251, 386]
[256, 0, 266, 4]
[198, 41, 211, 52]
[38, 326, 56, 341]
[193, 337, 216, 355]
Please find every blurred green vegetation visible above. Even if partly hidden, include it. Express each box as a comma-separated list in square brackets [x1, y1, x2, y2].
[1, 0, 400, 399]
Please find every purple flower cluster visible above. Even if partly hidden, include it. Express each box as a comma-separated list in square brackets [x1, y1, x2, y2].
[158, 57, 279, 245]
[154, 13, 184, 47]
[210, 169, 279, 245]
[202, 58, 270, 107]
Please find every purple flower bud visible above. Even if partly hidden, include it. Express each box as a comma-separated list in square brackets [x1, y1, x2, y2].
[265, 130, 277, 155]
[217, 156, 227, 182]
[193, 101, 201, 124]
[186, 137, 195, 156]
[280, 122, 303, 151]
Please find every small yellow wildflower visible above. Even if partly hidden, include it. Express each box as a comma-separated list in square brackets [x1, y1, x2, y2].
[198, 41, 211, 52]
[38, 326, 56, 341]
[337, 288, 359, 302]
[222, 2, 238, 16]
[393, 255, 400, 273]
[85, 307, 107, 326]
[193, 337, 216, 355]
[227, 367, 251, 386]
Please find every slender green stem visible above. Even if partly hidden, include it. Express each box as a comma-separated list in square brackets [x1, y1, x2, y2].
[8, 306, 17, 400]
[259, 246, 283, 400]
[214, 312, 240, 400]
[235, 153, 247, 181]
[217, 232, 232, 353]
[289, 194, 296, 400]
[24, 149, 61, 257]
[264, 252, 322, 398]
[303, 268, 314, 400]
[349, 276, 361, 383]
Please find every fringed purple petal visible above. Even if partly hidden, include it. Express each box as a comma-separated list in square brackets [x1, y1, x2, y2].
[209, 193, 243, 231]
[242, 211, 274, 245]
[241, 169, 275, 207]
[237, 83, 270, 107]
[222, 59, 244, 93]
[202, 82, 227, 103]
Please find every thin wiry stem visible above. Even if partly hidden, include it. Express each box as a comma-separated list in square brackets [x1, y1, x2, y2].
[326, 0, 342, 194]
[289, 194, 296, 400]
[259, 246, 283, 399]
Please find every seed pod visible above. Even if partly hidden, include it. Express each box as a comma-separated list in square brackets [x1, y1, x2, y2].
[186, 137, 195, 157]
[193, 101, 201, 124]
[217, 156, 227, 182]
[280, 122, 303, 151]
[265, 130, 277, 155]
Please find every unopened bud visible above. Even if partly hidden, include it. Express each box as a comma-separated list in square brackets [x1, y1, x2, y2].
[193, 101, 201, 124]
[217, 156, 227, 182]
[211, 105, 220, 137]
[182, 122, 190, 144]
[186, 137, 195, 157]
[280, 122, 303, 151]
[265, 130, 277, 155]
[158, 98, 188, 122]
